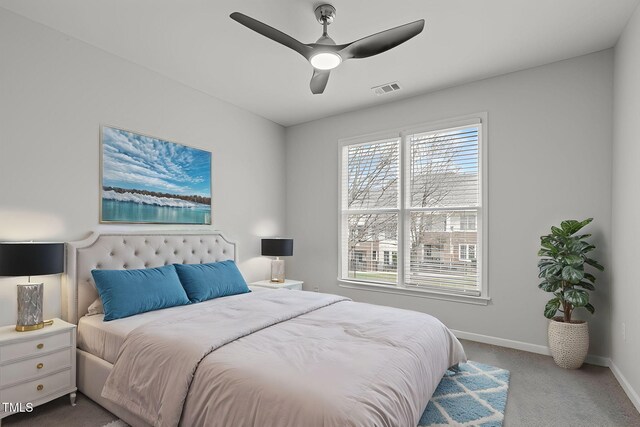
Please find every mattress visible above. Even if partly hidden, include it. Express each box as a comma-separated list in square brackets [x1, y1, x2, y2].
[77, 299, 226, 363]
[78, 314, 135, 364]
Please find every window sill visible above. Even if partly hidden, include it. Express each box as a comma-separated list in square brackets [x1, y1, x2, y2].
[337, 279, 491, 306]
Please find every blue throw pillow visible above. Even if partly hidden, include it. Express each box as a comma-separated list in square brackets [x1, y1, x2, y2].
[91, 264, 190, 321]
[174, 260, 250, 303]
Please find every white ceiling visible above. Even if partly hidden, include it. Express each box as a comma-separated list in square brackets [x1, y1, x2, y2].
[1, 0, 638, 126]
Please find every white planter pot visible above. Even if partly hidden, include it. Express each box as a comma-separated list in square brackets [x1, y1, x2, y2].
[548, 318, 589, 369]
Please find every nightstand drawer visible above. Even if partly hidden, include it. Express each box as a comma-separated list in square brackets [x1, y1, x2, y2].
[0, 368, 71, 403]
[0, 331, 71, 363]
[1, 348, 72, 386]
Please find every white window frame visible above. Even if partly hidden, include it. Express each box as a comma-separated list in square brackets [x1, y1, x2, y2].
[337, 113, 489, 305]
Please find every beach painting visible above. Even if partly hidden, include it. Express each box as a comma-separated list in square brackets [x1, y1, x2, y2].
[100, 126, 212, 224]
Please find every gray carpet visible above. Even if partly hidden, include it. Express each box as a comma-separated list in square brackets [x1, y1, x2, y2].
[3, 339, 639, 426]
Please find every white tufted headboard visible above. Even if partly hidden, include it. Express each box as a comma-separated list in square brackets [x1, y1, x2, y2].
[62, 231, 236, 324]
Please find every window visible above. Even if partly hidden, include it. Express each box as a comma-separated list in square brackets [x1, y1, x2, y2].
[423, 244, 444, 261]
[342, 137, 399, 284]
[339, 116, 486, 298]
[459, 244, 476, 261]
[459, 212, 477, 231]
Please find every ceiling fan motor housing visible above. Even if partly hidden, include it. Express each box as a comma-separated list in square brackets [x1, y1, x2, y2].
[315, 4, 336, 25]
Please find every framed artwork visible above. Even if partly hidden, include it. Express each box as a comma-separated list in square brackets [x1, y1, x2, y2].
[100, 126, 212, 224]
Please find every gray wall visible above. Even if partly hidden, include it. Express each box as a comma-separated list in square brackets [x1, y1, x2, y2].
[611, 1, 640, 407]
[0, 5, 625, 372]
[285, 50, 614, 358]
[0, 10, 286, 325]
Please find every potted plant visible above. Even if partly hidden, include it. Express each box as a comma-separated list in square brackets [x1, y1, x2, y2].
[537, 218, 604, 369]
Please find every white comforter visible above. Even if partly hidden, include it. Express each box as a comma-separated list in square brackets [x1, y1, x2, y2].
[102, 290, 466, 427]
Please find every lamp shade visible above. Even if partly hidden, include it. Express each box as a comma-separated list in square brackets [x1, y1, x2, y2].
[0, 243, 64, 277]
[261, 238, 293, 257]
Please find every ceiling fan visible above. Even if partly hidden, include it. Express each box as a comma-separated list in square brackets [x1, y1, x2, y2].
[230, 4, 425, 94]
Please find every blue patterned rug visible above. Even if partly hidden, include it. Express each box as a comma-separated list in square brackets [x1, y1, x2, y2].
[418, 361, 510, 426]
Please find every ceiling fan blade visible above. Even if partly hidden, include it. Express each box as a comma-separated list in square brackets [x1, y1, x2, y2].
[230, 12, 312, 59]
[339, 19, 425, 60]
[310, 69, 331, 94]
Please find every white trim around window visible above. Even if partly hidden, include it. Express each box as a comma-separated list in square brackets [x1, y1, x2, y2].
[337, 113, 489, 305]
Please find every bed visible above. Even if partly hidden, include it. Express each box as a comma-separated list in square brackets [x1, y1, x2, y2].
[62, 231, 466, 427]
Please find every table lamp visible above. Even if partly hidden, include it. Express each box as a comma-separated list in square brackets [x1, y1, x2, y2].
[0, 242, 64, 332]
[261, 238, 293, 283]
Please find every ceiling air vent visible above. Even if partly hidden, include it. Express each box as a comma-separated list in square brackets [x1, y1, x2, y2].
[372, 82, 401, 95]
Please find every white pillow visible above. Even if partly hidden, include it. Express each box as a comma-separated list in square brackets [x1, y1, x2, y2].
[87, 297, 104, 316]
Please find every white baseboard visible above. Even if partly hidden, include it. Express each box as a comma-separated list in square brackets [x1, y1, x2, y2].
[610, 360, 640, 413]
[451, 329, 610, 367]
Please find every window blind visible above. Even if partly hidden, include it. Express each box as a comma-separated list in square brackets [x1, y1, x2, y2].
[406, 127, 480, 295]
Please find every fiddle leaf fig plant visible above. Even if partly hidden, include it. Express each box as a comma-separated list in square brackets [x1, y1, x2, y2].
[537, 218, 604, 323]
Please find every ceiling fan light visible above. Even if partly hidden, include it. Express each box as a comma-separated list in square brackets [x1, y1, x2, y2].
[310, 52, 341, 70]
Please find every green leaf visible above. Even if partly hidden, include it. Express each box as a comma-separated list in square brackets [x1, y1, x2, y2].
[562, 266, 584, 283]
[539, 261, 562, 277]
[585, 303, 595, 314]
[547, 275, 561, 284]
[538, 248, 552, 257]
[538, 244, 559, 256]
[561, 220, 582, 235]
[576, 281, 595, 291]
[539, 281, 561, 292]
[544, 264, 563, 277]
[544, 298, 561, 319]
[583, 272, 596, 283]
[585, 258, 604, 271]
[579, 243, 596, 254]
[564, 289, 589, 307]
[560, 218, 592, 235]
[580, 218, 594, 227]
[575, 234, 592, 240]
[551, 226, 565, 237]
[563, 255, 583, 266]
[537, 259, 555, 269]
[540, 241, 557, 250]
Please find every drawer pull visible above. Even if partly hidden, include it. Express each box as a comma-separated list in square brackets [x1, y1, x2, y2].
[37, 384, 44, 391]
[37, 343, 44, 349]
[37, 363, 44, 369]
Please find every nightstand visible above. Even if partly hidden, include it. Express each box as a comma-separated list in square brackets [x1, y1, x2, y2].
[0, 318, 77, 424]
[250, 279, 304, 291]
